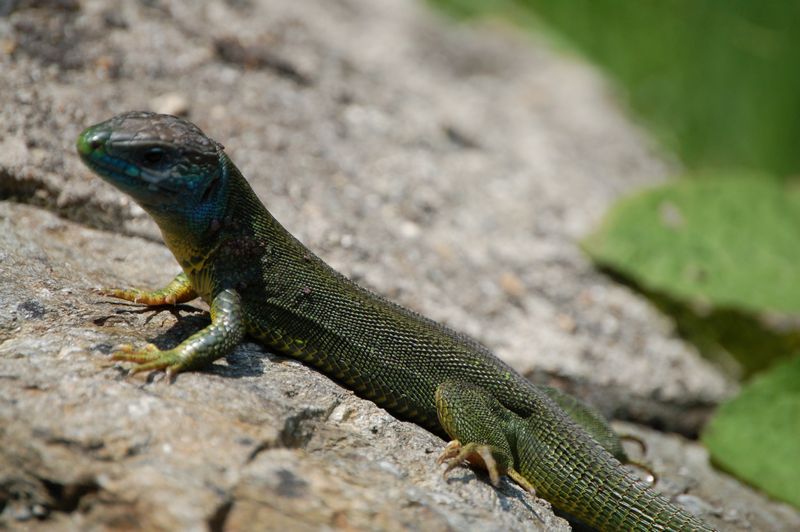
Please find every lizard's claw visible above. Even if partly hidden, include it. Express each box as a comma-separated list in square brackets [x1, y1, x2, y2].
[96, 287, 178, 305]
[95, 287, 141, 303]
[620, 433, 648, 455]
[437, 440, 463, 465]
[507, 468, 537, 496]
[110, 343, 184, 375]
[625, 459, 658, 485]
[507, 469, 544, 523]
[437, 440, 502, 487]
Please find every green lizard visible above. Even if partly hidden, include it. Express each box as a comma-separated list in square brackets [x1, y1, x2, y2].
[77, 111, 714, 531]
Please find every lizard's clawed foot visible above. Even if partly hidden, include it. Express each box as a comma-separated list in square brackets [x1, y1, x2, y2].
[437, 440, 502, 487]
[507, 468, 537, 496]
[437, 439, 463, 464]
[625, 459, 658, 485]
[620, 433, 648, 455]
[94, 273, 196, 306]
[110, 343, 185, 378]
[437, 441, 540, 517]
[96, 287, 177, 305]
[507, 468, 544, 523]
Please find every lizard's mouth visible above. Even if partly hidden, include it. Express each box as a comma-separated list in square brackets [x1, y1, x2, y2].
[76, 126, 181, 196]
[77, 125, 135, 183]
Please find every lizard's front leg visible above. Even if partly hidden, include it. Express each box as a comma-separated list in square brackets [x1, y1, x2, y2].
[99, 271, 197, 305]
[110, 289, 245, 378]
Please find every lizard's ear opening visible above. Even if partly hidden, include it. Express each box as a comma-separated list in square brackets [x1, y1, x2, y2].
[200, 173, 221, 203]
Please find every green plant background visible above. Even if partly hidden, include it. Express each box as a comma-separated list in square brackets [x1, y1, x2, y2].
[431, 0, 800, 179]
[429, 0, 800, 509]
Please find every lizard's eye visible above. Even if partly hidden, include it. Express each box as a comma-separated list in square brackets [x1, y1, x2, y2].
[139, 147, 169, 168]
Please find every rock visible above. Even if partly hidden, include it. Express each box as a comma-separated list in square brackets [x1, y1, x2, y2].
[150, 92, 190, 117]
[0, 0, 729, 424]
[613, 422, 800, 532]
[1, 0, 797, 529]
[0, 203, 565, 530]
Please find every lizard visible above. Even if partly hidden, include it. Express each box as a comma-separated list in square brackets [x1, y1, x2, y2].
[76, 111, 714, 531]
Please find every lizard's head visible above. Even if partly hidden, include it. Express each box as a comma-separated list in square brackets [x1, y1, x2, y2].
[77, 111, 226, 220]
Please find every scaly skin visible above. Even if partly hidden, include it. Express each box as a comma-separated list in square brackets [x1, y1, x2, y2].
[77, 112, 713, 531]
[436, 382, 714, 531]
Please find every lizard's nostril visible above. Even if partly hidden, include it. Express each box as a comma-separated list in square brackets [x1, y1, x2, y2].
[77, 128, 110, 155]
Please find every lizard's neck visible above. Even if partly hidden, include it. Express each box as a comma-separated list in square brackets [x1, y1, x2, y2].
[161, 158, 307, 303]
[153, 157, 270, 291]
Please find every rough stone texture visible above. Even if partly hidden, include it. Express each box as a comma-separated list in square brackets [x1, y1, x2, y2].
[1, 0, 797, 530]
[3, 203, 799, 531]
[0, 0, 728, 424]
[1, 202, 567, 531]
[613, 422, 800, 532]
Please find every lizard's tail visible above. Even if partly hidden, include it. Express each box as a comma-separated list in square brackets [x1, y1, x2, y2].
[435, 381, 715, 531]
[520, 406, 715, 531]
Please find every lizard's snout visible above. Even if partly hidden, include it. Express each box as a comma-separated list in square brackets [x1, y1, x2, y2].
[77, 126, 109, 156]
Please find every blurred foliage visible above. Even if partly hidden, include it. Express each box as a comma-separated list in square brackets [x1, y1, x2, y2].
[647, 293, 800, 379]
[583, 177, 800, 315]
[430, 0, 800, 179]
[582, 176, 800, 505]
[702, 356, 800, 508]
[583, 177, 800, 377]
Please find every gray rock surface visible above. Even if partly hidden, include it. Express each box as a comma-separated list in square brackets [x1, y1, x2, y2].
[1, 0, 797, 530]
[0, 202, 567, 531]
[0, 0, 727, 424]
[3, 202, 798, 531]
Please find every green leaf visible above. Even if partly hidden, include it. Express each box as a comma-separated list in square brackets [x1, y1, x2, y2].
[582, 176, 800, 314]
[703, 357, 800, 508]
